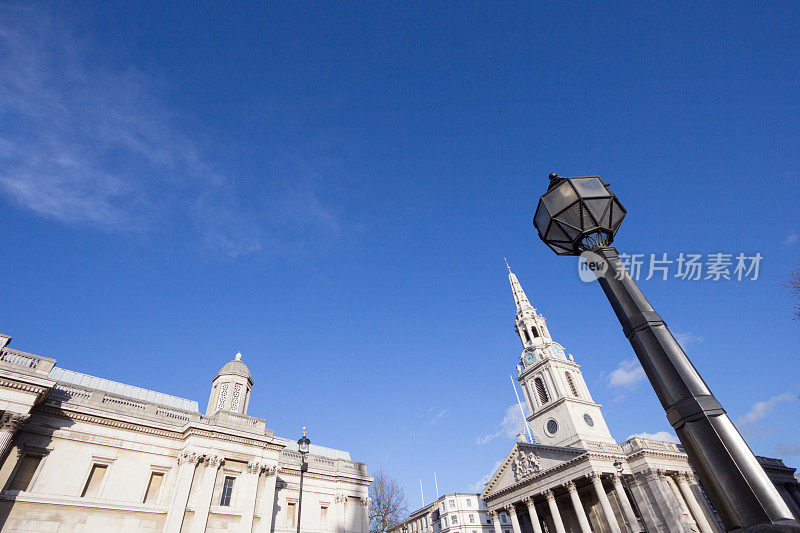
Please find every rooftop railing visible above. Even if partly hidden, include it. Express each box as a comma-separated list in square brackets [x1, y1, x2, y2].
[0, 347, 57, 376]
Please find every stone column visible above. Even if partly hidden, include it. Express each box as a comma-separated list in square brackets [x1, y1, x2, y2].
[490, 511, 503, 533]
[360, 497, 370, 533]
[629, 472, 661, 532]
[164, 450, 201, 533]
[191, 455, 224, 533]
[506, 505, 522, 533]
[590, 473, 621, 533]
[673, 474, 713, 533]
[239, 461, 263, 533]
[543, 490, 565, 533]
[788, 485, 800, 519]
[565, 481, 591, 533]
[0, 412, 28, 461]
[256, 467, 279, 533]
[337, 493, 348, 533]
[524, 497, 543, 533]
[611, 473, 640, 532]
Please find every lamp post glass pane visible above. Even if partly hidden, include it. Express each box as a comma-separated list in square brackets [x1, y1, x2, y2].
[570, 177, 608, 198]
[541, 182, 578, 216]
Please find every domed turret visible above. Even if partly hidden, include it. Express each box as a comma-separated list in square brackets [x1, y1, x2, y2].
[206, 352, 253, 416]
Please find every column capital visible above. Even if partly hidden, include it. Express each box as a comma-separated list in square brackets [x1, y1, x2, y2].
[542, 489, 555, 500]
[588, 471, 603, 483]
[360, 497, 370, 507]
[489, 510, 499, 518]
[611, 471, 623, 482]
[178, 449, 202, 465]
[563, 480, 577, 492]
[523, 496, 536, 508]
[264, 465, 278, 476]
[0, 412, 29, 432]
[205, 454, 224, 468]
[503, 504, 515, 513]
[336, 493, 348, 503]
[247, 460, 263, 474]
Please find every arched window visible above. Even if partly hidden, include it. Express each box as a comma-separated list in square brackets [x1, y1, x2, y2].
[522, 328, 530, 343]
[566, 373, 578, 397]
[534, 377, 549, 404]
[531, 327, 539, 338]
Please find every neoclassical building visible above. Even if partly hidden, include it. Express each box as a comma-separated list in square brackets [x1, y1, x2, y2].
[479, 267, 800, 533]
[0, 333, 371, 532]
[392, 493, 495, 533]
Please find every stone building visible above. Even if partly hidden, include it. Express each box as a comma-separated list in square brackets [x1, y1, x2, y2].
[392, 493, 494, 533]
[0, 333, 371, 532]
[478, 267, 800, 533]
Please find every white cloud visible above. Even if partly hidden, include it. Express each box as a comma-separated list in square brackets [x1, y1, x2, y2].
[737, 393, 796, 427]
[468, 460, 503, 492]
[607, 359, 645, 388]
[673, 331, 703, 348]
[0, 6, 341, 257]
[476, 404, 526, 445]
[628, 431, 680, 444]
[784, 231, 799, 246]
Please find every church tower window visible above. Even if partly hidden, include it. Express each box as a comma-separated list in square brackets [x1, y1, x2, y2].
[534, 377, 549, 404]
[522, 329, 530, 343]
[531, 327, 539, 338]
[217, 383, 229, 410]
[565, 373, 578, 397]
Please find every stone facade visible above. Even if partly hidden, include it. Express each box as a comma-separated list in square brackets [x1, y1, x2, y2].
[0, 334, 371, 532]
[477, 268, 800, 533]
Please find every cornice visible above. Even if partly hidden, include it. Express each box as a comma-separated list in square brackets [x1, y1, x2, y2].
[0, 377, 51, 396]
[525, 396, 601, 419]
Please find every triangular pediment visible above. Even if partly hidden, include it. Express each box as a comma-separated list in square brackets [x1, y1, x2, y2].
[480, 442, 586, 498]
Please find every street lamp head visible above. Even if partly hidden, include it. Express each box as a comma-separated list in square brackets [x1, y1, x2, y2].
[533, 173, 626, 255]
[297, 426, 311, 455]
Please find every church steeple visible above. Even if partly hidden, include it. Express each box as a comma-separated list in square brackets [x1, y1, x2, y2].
[507, 265, 617, 450]
[506, 260, 552, 349]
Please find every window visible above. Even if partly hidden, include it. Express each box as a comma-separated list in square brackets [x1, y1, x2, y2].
[534, 377, 549, 404]
[217, 383, 229, 410]
[143, 472, 165, 504]
[8, 454, 42, 491]
[501, 515, 507, 524]
[286, 502, 297, 526]
[231, 383, 242, 411]
[220, 476, 235, 506]
[466, 498, 472, 507]
[546, 419, 559, 435]
[469, 514, 475, 523]
[452, 515, 458, 524]
[450, 500, 455, 509]
[321, 506, 328, 529]
[522, 329, 530, 342]
[486, 516, 491, 524]
[81, 464, 108, 498]
[531, 327, 539, 338]
[565, 373, 578, 397]
[442, 517, 447, 527]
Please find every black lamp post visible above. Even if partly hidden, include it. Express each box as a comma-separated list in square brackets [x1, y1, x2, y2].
[614, 459, 646, 532]
[532, 173, 798, 531]
[297, 427, 311, 533]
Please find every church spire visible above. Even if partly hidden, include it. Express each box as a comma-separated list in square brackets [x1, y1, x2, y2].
[506, 259, 534, 316]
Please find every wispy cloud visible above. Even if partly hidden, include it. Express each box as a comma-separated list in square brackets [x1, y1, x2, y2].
[775, 444, 800, 456]
[673, 331, 703, 348]
[429, 408, 449, 425]
[476, 404, 525, 445]
[0, 6, 342, 257]
[468, 459, 503, 492]
[628, 431, 679, 444]
[737, 392, 796, 428]
[607, 359, 645, 388]
[783, 231, 799, 246]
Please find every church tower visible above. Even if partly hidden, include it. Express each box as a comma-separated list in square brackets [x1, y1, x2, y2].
[507, 262, 616, 449]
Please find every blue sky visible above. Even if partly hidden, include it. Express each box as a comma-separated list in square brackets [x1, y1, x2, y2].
[1, 1, 799, 506]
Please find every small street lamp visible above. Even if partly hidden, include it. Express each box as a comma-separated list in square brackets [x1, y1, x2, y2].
[297, 427, 311, 533]
[532, 173, 798, 531]
[613, 459, 646, 532]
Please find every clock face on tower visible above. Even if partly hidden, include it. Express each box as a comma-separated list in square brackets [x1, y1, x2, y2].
[522, 350, 536, 365]
[550, 345, 565, 359]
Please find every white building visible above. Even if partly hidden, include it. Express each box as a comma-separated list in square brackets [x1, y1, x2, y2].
[477, 267, 800, 533]
[0, 333, 372, 532]
[392, 493, 494, 533]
